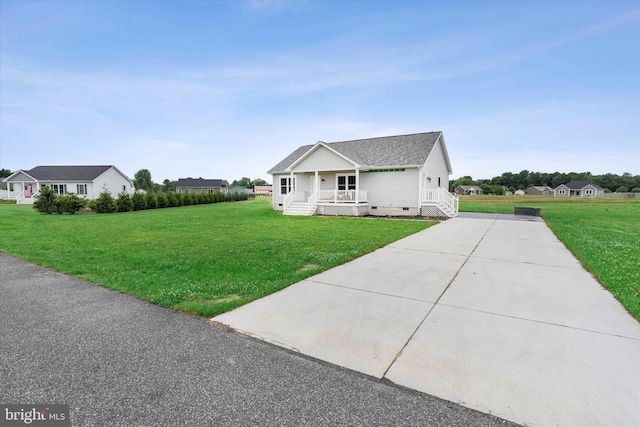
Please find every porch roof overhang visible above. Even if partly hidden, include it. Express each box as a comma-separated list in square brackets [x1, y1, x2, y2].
[3, 170, 38, 183]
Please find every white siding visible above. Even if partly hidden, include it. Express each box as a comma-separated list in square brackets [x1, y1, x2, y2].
[423, 139, 450, 189]
[360, 169, 419, 207]
[292, 146, 354, 172]
[273, 174, 301, 209]
[319, 174, 336, 191]
[93, 167, 134, 199]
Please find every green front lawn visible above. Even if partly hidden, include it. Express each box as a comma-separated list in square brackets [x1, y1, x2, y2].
[0, 198, 432, 316]
[460, 196, 640, 321]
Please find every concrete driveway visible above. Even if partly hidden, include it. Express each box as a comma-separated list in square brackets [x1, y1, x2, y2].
[213, 213, 640, 427]
[0, 252, 512, 426]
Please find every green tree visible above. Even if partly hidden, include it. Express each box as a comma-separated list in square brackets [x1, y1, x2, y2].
[33, 186, 57, 214]
[167, 192, 179, 207]
[134, 169, 154, 192]
[162, 179, 176, 193]
[116, 192, 133, 212]
[92, 189, 117, 213]
[132, 192, 146, 211]
[617, 186, 629, 193]
[231, 177, 252, 188]
[56, 193, 86, 214]
[145, 192, 158, 209]
[449, 176, 474, 192]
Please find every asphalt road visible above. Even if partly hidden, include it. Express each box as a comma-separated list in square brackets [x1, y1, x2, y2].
[0, 253, 515, 426]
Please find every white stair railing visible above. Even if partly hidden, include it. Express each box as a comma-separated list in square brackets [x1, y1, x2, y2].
[307, 191, 318, 215]
[283, 191, 294, 212]
[422, 188, 459, 216]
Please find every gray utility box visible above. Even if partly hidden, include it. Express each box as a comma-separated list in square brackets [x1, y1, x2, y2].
[514, 206, 541, 216]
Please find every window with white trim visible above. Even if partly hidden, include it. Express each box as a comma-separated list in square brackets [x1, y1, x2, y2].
[280, 177, 295, 195]
[77, 184, 87, 195]
[52, 184, 67, 195]
[337, 175, 356, 191]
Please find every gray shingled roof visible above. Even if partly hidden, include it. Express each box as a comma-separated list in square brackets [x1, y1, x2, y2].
[176, 178, 225, 188]
[561, 180, 603, 190]
[25, 165, 114, 181]
[268, 132, 443, 174]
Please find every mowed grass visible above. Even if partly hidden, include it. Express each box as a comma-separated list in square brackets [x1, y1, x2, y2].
[0, 198, 432, 317]
[460, 196, 640, 321]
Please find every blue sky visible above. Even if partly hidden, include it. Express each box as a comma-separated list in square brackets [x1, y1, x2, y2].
[1, 0, 638, 183]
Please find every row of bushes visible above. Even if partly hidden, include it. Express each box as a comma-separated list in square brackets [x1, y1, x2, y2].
[91, 189, 248, 213]
[33, 186, 248, 214]
[33, 187, 87, 214]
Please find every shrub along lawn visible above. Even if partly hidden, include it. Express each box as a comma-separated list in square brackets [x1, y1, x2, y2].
[460, 196, 640, 321]
[0, 198, 433, 317]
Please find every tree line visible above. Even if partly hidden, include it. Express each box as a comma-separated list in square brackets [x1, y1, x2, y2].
[450, 171, 640, 194]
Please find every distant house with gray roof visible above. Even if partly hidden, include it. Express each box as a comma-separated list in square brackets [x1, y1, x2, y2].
[268, 132, 458, 218]
[527, 186, 554, 195]
[176, 178, 227, 195]
[2, 165, 134, 204]
[554, 181, 604, 198]
[454, 185, 483, 196]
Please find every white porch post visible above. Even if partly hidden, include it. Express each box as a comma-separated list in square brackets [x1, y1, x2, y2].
[289, 171, 294, 194]
[315, 170, 319, 194]
[355, 168, 359, 203]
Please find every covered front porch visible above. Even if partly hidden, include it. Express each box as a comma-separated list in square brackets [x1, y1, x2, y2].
[3, 181, 40, 204]
[281, 169, 369, 216]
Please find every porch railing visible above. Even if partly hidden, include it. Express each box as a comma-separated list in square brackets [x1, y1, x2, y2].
[307, 191, 318, 215]
[422, 188, 459, 213]
[283, 191, 294, 212]
[316, 190, 367, 203]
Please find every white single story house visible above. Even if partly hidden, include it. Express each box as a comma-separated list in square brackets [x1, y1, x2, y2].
[176, 178, 227, 194]
[268, 132, 458, 218]
[454, 185, 483, 195]
[554, 181, 604, 198]
[2, 165, 134, 204]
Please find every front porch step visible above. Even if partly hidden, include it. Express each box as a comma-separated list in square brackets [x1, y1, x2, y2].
[284, 201, 312, 216]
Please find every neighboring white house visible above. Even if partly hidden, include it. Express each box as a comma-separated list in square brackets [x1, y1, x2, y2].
[2, 165, 134, 204]
[268, 132, 458, 218]
[554, 181, 604, 198]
